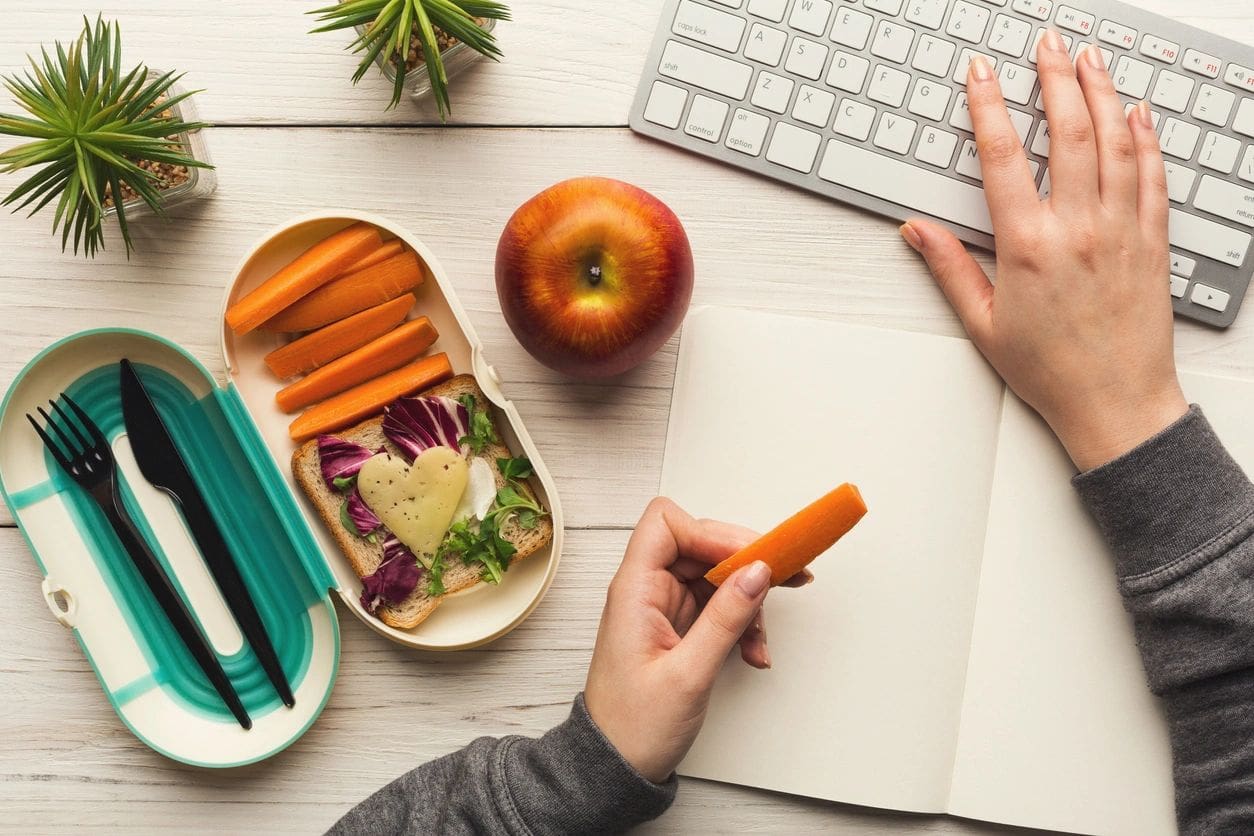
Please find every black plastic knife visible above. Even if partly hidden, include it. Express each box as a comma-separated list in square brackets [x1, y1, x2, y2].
[119, 359, 295, 709]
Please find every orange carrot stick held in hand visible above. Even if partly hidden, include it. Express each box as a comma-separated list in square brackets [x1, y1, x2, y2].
[705, 483, 867, 587]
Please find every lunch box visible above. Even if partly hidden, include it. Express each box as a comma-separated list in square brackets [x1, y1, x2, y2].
[0, 211, 565, 767]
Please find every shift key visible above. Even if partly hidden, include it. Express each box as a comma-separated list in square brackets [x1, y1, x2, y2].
[660, 40, 753, 100]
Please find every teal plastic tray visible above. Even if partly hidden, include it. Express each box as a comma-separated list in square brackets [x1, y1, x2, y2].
[0, 329, 340, 767]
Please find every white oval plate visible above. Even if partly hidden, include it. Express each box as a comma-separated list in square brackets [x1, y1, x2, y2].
[220, 211, 565, 651]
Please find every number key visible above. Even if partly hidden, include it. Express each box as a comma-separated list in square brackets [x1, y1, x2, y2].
[947, 1, 991, 44]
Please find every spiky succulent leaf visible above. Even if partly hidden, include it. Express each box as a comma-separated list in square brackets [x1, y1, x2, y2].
[0, 16, 211, 257]
[309, 0, 510, 118]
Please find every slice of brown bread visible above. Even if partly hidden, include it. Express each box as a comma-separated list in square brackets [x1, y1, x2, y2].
[291, 373, 554, 629]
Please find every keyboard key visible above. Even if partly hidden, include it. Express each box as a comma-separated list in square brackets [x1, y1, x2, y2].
[1150, 70, 1195, 113]
[869, 65, 912, 107]
[865, 0, 905, 13]
[956, 139, 984, 179]
[1182, 49, 1221, 79]
[954, 48, 997, 84]
[1200, 133, 1242, 175]
[946, 1, 990, 44]
[1191, 283, 1230, 312]
[789, 0, 833, 36]
[643, 81, 688, 129]
[1160, 118, 1201, 160]
[1164, 162, 1196, 203]
[1054, 6, 1094, 36]
[1008, 108, 1034, 144]
[827, 51, 871, 93]
[1170, 274, 1188, 299]
[659, 41, 754, 99]
[786, 37, 830, 79]
[1029, 29, 1073, 64]
[907, 77, 952, 120]
[1170, 253, 1196, 277]
[915, 125, 960, 167]
[745, 24, 788, 65]
[1071, 41, 1113, 68]
[710, 0, 743, 6]
[685, 94, 730, 142]
[1030, 120, 1050, 157]
[673, 1, 747, 52]
[1096, 19, 1136, 50]
[793, 84, 837, 126]
[726, 108, 771, 154]
[1194, 175, 1254, 227]
[912, 34, 957, 77]
[1243, 147, 1254, 184]
[766, 122, 822, 172]
[1112, 55, 1153, 98]
[1012, 0, 1052, 21]
[950, 92, 974, 131]
[871, 20, 915, 64]
[831, 6, 874, 49]
[835, 98, 877, 140]
[989, 15, 1032, 57]
[747, 0, 788, 23]
[818, 138, 994, 232]
[1191, 84, 1236, 127]
[873, 112, 919, 154]
[1235, 100, 1254, 138]
[1169, 208, 1251, 266]
[751, 70, 795, 112]
[1226, 64, 1254, 94]
[905, 0, 947, 30]
[998, 62, 1037, 105]
[1139, 34, 1180, 64]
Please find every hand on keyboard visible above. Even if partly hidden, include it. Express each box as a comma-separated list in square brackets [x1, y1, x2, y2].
[901, 33, 1188, 471]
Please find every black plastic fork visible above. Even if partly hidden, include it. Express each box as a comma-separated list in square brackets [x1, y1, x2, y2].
[28, 394, 252, 730]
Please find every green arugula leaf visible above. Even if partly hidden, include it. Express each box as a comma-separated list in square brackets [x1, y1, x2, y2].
[457, 393, 498, 454]
[516, 508, 538, 530]
[497, 456, 533, 482]
[426, 552, 446, 596]
[332, 474, 357, 492]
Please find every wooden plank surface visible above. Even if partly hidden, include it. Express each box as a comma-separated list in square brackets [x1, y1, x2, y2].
[0, 1, 1248, 126]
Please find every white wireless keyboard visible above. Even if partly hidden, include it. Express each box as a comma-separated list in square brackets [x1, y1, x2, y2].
[629, 0, 1254, 328]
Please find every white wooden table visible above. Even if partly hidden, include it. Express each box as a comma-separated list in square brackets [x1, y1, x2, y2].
[2, 2, 1253, 833]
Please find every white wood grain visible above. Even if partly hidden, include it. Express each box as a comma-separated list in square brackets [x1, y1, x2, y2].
[0, 527, 1040, 835]
[0, 2, 1250, 126]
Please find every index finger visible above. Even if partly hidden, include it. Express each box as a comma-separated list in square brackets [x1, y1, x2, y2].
[621, 497, 757, 574]
[964, 55, 1041, 228]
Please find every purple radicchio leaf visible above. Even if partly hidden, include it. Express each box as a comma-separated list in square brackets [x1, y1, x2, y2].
[344, 488, 381, 537]
[382, 396, 471, 461]
[359, 536, 422, 615]
[318, 435, 375, 490]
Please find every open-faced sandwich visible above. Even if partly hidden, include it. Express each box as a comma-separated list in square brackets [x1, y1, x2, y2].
[292, 374, 554, 629]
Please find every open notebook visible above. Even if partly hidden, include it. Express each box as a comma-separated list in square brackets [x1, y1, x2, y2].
[661, 307, 1254, 836]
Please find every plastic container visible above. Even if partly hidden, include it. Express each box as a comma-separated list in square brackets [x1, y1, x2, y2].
[0, 212, 563, 766]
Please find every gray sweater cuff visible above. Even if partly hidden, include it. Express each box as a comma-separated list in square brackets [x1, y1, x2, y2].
[491, 693, 677, 835]
[1072, 405, 1254, 588]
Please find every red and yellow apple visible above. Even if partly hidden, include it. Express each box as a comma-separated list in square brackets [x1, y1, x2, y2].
[495, 177, 694, 379]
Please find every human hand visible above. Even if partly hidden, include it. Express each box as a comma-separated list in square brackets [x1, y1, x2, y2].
[583, 497, 810, 783]
[900, 32, 1187, 471]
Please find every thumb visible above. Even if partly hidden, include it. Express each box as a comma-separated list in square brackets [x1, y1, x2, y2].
[900, 219, 994, 347]
[678, 562, 772, 686]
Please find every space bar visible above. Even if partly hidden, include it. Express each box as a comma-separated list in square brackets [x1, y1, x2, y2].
[817, 139, 994, 235]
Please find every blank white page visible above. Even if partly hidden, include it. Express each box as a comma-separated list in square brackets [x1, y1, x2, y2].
[948, 371, 1254, 835]
[662, 307, 1005, 813]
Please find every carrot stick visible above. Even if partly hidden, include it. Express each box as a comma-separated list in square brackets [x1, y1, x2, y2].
[276, 317, 440, 413]
[226, 222, 383, 335]
[340, 239, 405, 275]
[704, 484, 867, 587]
[261, 250, 425, 333]
[288, 353, 454, 442]
[264, 295, 415, 379]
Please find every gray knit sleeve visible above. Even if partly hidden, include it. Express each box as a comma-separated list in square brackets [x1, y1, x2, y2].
[1073, 406, 1254, 833]
[327, 692, 676, 835]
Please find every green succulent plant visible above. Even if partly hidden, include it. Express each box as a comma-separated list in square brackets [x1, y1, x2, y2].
[0, 16, 211, 257]
[311, 0, 510, 118]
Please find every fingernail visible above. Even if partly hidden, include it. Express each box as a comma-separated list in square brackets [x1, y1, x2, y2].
[969, 55, 993, 82]
[1084, 44, 1106, 72]
[736, 561, 771, 597]
[1043, 29, 1065, 53]
[1135, 100, 1154, 129]
[763, 646, 772, 669]
[899, 222, 924, 251]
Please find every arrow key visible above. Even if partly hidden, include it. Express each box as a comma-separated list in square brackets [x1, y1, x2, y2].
[1190, 283, 1230, 312]
[1170, 252, 1196, 277]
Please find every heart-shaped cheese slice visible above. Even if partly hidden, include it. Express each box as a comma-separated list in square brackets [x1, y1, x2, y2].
[358, 447, 469, 563]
